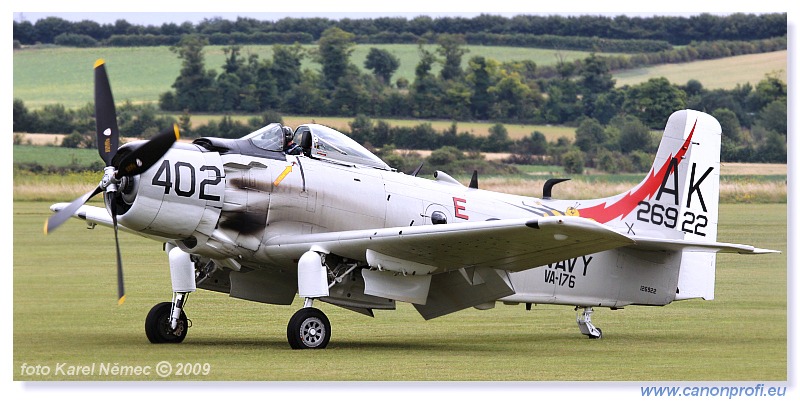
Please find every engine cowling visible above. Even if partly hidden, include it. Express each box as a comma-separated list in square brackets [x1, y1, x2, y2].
[113, 143, 225, 241]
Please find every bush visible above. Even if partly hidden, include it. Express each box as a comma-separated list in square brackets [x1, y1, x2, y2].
[261, 110, 284, 126]
[596, 149, 619, 173]
[427, 146, 464, 166]
[629, 150, 654, 173]
[562, 150, 585, 174]
[60, 132, 85, 148]
[54, 33, 98, 47]
[13, 98, 36, 133]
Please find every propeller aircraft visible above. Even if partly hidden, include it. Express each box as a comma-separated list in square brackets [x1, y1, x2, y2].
[45, 60, 777, 349]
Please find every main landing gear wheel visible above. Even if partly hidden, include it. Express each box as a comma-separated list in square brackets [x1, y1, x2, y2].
[287, 307, 331, 349]
[145, 302, 188, 343]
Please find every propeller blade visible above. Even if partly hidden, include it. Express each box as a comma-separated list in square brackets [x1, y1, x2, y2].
[115, 124, 180, 178]
[94, 59, 119, 166]
[43, 186, 103, 234]
[110, 199, 126, 305]
[48, 60, 132, 305]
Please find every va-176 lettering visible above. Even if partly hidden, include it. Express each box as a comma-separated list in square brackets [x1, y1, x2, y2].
[544, 255, 594, 288]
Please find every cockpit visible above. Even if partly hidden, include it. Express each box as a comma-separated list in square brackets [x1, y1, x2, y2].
[194, 122, 391, 171]
[294, 124, 391, 170]
[241, 123, 285, 152]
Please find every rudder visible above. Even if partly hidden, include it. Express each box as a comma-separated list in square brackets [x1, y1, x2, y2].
[577, 109, 722, 243]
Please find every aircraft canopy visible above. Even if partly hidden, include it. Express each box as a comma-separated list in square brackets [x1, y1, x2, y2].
[296, 124, 391, 170]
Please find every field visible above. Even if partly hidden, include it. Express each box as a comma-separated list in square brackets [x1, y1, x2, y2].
[13, 44, 612, 110]
[13, 45, 786, 111]
[13, 45, 787, 147]
[614, 50, 787, 89]
[13, 201, 787, 383]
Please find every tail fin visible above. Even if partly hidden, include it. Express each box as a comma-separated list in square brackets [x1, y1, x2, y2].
[574, 110, 722, 301]
[505, 110, 772, 306]
[577, 109, 721, 242]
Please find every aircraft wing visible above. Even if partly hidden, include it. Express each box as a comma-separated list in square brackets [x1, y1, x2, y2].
[264, 216, 635, 273]
[627, 236, 779, 254]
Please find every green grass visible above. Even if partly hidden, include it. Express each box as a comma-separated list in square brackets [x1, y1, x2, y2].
[13, 46, 178, 110]
[12, 43, 584, 142]
[13, 144, 101, 166]
[16, 44, 785, 111]
[13, 201, 786, 381]
[13, 44, 609, 110]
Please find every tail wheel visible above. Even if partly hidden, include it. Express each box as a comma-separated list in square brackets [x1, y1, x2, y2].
[145, 301, 188, 343]
[287, 307, 331, 349]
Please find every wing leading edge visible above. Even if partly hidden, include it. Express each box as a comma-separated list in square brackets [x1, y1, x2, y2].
[264, 216, 635, 274]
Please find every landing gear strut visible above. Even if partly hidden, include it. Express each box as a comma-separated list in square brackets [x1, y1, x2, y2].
[576, 306, 602, 339]
[145, 293, 190, 343]
[287, 298, 331, 349]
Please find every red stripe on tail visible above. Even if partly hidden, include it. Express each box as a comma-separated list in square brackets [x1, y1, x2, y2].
[578, 120, 697, 224]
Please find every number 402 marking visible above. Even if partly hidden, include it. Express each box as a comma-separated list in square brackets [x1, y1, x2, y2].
[151, 160, 221, 201]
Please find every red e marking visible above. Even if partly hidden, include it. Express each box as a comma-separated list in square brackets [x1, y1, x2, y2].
[453, 197, 469, 220]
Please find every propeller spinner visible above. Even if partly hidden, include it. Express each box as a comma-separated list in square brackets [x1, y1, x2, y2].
[44, 59, 179, 304]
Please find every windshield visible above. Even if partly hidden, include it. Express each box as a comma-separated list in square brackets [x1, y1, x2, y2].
[242, 123, 284, 151]
[299, 124, 390, 170]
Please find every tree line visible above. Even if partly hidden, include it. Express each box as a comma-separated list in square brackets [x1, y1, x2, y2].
[151, 30, 785, 130]
[13, 23, 787, 171]
[14, 13, 786, 49]
[14, 59, 787, 173]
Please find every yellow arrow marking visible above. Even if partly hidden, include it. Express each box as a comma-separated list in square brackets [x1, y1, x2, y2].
[273, 165, 293, 186]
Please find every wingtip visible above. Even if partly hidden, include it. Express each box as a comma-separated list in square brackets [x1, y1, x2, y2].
[749, 248, 781, 255]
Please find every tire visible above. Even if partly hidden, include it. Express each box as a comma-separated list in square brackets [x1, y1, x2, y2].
[287, 307, 331, 349]
[145, 301, 188, 344]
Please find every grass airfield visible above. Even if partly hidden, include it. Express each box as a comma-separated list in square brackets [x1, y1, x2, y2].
[13, 201, 786, 382]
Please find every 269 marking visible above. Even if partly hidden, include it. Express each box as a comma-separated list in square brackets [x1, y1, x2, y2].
[636, 201, 708, 236]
